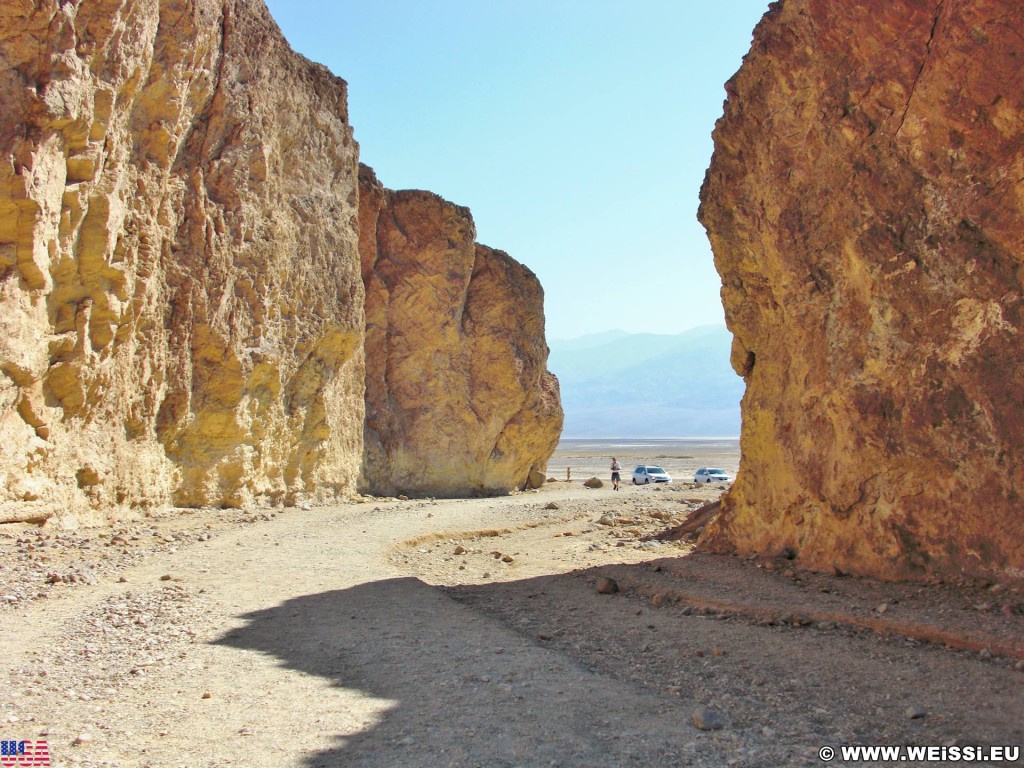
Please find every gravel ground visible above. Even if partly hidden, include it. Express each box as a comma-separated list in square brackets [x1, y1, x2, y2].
[1, 481, 1022, 767]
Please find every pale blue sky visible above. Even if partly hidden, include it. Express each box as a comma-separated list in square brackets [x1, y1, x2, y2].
[264, 0, 769, 340]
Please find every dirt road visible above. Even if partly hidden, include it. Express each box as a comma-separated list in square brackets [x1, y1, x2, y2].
[2, 483, 1022, 767]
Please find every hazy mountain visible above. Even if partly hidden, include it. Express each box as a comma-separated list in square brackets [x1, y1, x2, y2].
[547, 325, 744, 437]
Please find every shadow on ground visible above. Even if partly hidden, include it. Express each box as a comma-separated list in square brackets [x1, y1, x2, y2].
[214, 559, 1024, 768]
[213, 572, 742, 768]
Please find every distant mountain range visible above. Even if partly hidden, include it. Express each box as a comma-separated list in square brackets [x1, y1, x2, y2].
[547, 325, 744, 437]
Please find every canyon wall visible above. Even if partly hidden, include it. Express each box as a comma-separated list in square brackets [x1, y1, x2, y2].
[699, 0, 1024, 581]
[0, 0, 365, 523]
[0, 0, 560, 524]
[359, 165, 562, 497]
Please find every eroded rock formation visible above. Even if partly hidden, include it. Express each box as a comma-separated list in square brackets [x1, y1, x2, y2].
[699, 0, 1024, 582]
[359, 165, 562, 496]
[0, 0, 560, 524]
[0, 0, 364, 522]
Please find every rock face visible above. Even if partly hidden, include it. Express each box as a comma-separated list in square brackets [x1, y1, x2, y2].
[359, 165, 562, 497]
[699, 0, 1024, 582]
[0, 0, 364, 522]
[0, 1, 560, 523]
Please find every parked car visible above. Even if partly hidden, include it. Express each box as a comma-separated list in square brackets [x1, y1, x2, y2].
[632, 465, 672, 484]
[694, 467, 732, 484]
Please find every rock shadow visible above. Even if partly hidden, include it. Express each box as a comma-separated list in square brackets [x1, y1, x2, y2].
[213, 575, 725, 768]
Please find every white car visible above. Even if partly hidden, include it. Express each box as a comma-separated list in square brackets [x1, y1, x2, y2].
[632, 465, 671, 484]
[694, 467, 732, 484]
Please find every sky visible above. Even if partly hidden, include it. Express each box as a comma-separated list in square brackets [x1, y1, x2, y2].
[263, 0, 770, 341]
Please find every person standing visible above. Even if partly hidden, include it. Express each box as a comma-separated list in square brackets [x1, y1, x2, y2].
[610, 457, 622, 491]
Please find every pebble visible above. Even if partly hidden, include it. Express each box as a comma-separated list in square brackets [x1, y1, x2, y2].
[691, 706, 726, 731]
[905, 705, 927, 719]
[545, 502, 560, 510]
[595, 577, 619, 594]
[453, 545, 466, 555]
[73, 732, 93, 745]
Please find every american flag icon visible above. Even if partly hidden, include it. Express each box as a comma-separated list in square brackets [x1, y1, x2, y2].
[0, 740, 50, 767]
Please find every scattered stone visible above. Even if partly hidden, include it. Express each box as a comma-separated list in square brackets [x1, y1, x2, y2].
[905, 705, 927, 719]
[202, 691, 213, 699]
[597, 513, 617, 526]
[453, 545, 466, 555]
[583, 477, 604, 489]
[160, 574, 173, 581]
[73, 733, 93, 746]
[691, 706, 726, 731]
[876, 602, 889, 614]
[595, 577, 619, 594]
[501, 554, 514, 563]
[544, 501, 560, 510]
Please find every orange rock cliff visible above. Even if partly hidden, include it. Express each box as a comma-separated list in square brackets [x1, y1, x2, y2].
[699, 0, 1024, 582]
[0, 0, 561, 524]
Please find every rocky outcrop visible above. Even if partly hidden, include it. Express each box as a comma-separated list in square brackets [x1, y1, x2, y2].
[359, 165, 562, 496]
[0, 1, 561, 523]
[699, 0, 1024, 582]
[0, 0, 365, 522]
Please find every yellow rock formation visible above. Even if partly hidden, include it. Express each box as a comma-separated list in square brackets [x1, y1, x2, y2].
[0, 1, 561, 523]
[0, 0, 364, 521]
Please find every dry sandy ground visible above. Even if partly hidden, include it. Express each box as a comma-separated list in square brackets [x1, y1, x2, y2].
[1, 480, 1022, 768]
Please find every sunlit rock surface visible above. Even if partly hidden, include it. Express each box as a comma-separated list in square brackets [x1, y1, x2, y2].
[359, 165, 562, 496]
[699, 0, 1024, 581]
[0, 1, 561, 522]
[0, 0, 363, 521]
